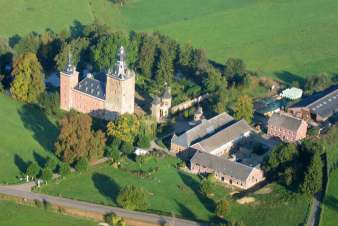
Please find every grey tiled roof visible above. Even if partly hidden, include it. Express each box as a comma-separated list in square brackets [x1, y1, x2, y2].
[268, 113, 304, 132]
[290, 85, 338, 119]
[190, 151, 255, 181]
[192, 120, 252, 153]
[74, 77, 106, 100]
[162, 87, 171, 99]
[171, 112, 235, 148]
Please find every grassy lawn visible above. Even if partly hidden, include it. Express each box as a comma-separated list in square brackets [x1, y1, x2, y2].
[320, 127, 338, 226]
[39, 155, 310, 225]
[1, 0, 337, 78]
[0, 95, 58, 184]
[0, 200, 97, 226]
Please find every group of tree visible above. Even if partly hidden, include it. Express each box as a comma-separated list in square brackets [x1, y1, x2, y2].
[263, 140, 325, 195]
[106, 114, 156, 156]
[303, 73, 336, 95]
[24, 156, 70, 185]
[54, 111, 106, 164]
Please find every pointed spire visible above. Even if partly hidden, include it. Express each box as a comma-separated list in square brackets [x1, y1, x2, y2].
[116, 46, 127, 79]
[65, 49, 74, 74]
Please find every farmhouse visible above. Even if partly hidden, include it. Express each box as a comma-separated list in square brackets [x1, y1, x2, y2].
[60, 46, 135, 121]
[288, 85, 338, 122]
[190, 119, 252, 156]
[170, 112, 235, 154]
[190, 150, 264, 189]
[267, 113, 307, 142]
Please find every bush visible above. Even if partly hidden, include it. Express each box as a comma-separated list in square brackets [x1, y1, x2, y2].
[45, 157, 57, 171]
[120, 142, 134, 155]
[41, 168, 53, 183]
[104, 212, 127, 226]
[215, 199, 229, 218]
[75, 158, 88, 172]
[116, 185, 148, 210]
[58, 163, 71, 177]
[200, 179, 213, 196]
[308, 127, 319, 136]
[107, 145, 121, 163]
[110, 137, 122, 148]
[136, 134, 151, 149]
[38, 91, 60, 116]
[26, 162, 40, 180]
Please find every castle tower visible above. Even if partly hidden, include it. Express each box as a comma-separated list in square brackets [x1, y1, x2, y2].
[60, 51, 79, 111]
[162, 86, 172, 108]
[105, 46, 135, 119]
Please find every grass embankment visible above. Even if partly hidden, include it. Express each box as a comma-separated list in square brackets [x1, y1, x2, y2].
[39, 155, 310, 225]
[0, 95, 58, 184]
[0, 0, 338, 78]
[0, 200, 97, 226]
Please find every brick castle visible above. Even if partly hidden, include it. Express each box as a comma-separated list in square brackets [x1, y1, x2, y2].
[60, 46, 135, 120]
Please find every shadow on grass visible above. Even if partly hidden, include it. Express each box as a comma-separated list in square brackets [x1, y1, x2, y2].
[33, 151, 47, 168]
[274, 70, 305, 86]
[92, 173, 120, 204]
[323, 195, 338, 212]
[14, 154, 27, 173]
[175, 200, 197, 220]
[178, 172, 215, 214]
[18, 104, 58, 152]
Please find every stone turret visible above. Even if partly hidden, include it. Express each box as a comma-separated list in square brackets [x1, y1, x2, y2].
[105, 46, 135, 119]
[151, 86, 172, 122]
[60, 51, 79, 111]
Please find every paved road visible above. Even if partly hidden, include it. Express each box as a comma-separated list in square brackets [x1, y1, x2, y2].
[0, 185, 203, 226]
[306, 193, 322, 226]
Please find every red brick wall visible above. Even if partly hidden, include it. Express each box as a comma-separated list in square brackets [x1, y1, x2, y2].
[71, 90, 105, 115]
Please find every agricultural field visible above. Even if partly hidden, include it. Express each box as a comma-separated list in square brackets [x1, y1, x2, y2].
[0, 95, 58, 184]
[39, 155, 310, 225]
[0, 0, 338, 78]
[0, 200, 97, 226]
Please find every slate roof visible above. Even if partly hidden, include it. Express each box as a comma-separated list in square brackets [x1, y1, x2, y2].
[190, 151, 255, 181]
[162, 87, 171, 99]
[74, 77, 106, 100]
[192, 120, 252, 153]
[268, 113, 304, 132]
[290, 85, 338, 119]
[171, 112, 235, 148]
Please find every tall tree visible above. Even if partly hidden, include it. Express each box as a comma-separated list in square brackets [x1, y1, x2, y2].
[137, 35, 158, 77]
[178, 43, 193, 67]
[234, 95, 253, 123]
[154, 44, 174, 85]
[14, 32, 41, 56]
[107, 114, 140, 144]
[10, 52, 45, 103]
[213, 85, 230, 114]
[301, 152, 323, 195]
[54, 111, 106, 164]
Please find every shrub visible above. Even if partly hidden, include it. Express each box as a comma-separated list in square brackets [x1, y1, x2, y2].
[45, 157, 57, 171]
[215, 199, 229, 218]
[75, 158, 88, 172]
[116, 185, 148, 210]
[120, 142, 134, 155]
[104, 212, 127, 226]
[58, 163, 71, 177]
[200, 179, 213, 196]
[108, 145, 121, 163]
[38, 91, 60, 116]
[26, 162, 40, 180]
[136, 134, 151, 149]
[41, 168, 53, 184]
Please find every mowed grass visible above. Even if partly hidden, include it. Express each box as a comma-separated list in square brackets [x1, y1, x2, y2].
[0, 0, 337, 78]
[0, 0, 93, 37]
[0, 200, 97, 226]
[0, 95, 58, 184]
[39, 156, 310, 225]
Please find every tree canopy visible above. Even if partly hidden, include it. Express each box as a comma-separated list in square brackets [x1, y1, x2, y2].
[10, 52, 45, 103]
[234, 95, 253, 123]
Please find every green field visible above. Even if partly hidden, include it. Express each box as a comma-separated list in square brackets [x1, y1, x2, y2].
[0, 200, 97, 226]
[0, 95, 58, 184]
[39, 156, 310, 225]
[320, 127, 338, 226]
[0, 0, 338, 78]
